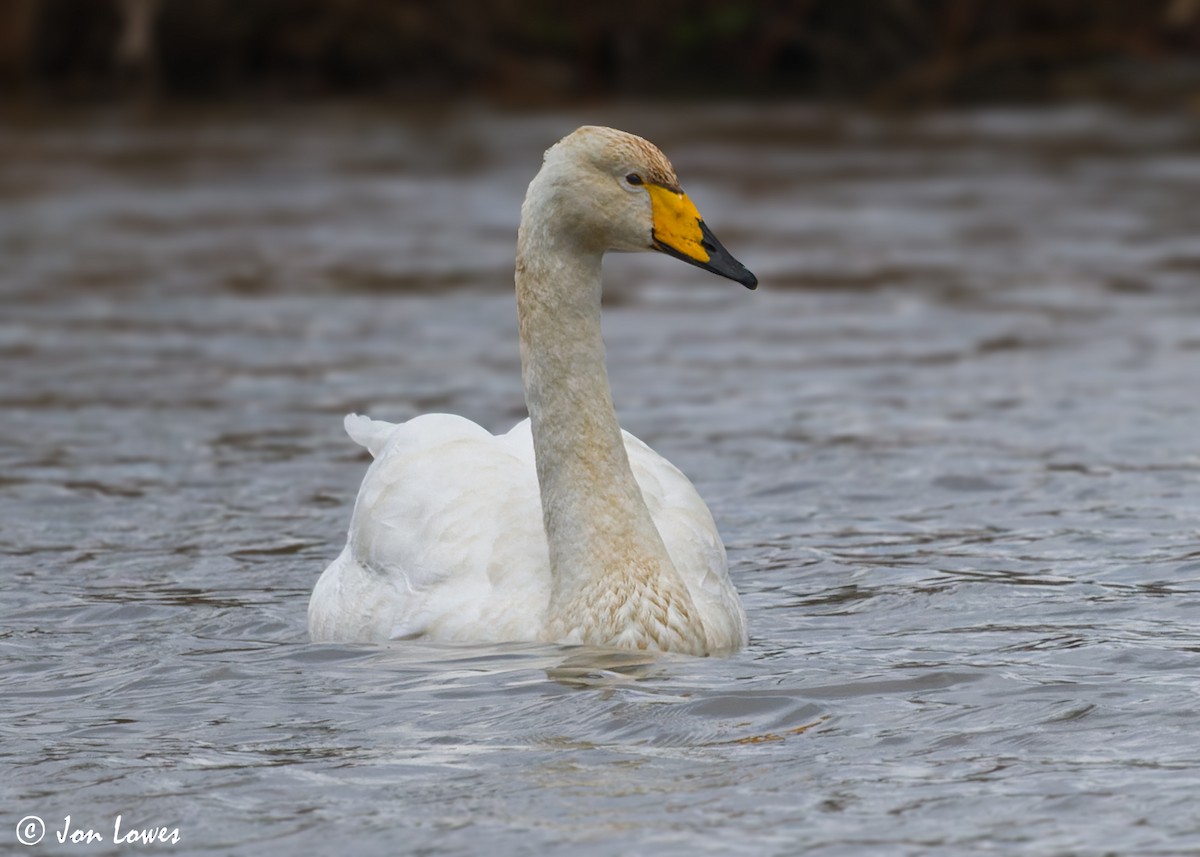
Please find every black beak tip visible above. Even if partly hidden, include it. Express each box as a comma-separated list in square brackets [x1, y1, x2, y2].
[698, 220, 757, 290]
[653, 221, 758, 291]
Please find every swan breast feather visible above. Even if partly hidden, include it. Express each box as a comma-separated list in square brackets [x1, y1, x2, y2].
[314, 414, 744, 648]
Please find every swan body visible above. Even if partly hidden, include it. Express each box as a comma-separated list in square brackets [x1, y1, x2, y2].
[309, 126, 756, 655]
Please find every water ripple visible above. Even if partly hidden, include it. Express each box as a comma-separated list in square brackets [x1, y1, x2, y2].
[2, 104, 1200, 855]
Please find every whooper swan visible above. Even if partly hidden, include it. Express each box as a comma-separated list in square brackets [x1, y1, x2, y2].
[309, 126, 757, 655]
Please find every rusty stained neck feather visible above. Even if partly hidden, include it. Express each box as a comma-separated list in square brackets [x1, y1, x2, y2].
[514, 136, 706, 653]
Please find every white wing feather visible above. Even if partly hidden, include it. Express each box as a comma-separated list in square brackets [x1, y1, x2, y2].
[308, 414, 746, 648]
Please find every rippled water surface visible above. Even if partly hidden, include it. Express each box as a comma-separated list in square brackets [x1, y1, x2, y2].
[3, 103, 1200, 855]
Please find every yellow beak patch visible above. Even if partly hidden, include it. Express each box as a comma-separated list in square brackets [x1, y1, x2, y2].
[647, 185, 709, 263]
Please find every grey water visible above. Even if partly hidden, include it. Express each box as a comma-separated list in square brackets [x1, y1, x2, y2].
[2, 102, 1200, 855]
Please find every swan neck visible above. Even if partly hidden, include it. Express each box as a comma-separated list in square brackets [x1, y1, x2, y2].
[514, 231, 645, 546]
[515, 219, 698, 647]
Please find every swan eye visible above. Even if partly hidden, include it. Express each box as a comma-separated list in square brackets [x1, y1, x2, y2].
[625, 173, 644, 186]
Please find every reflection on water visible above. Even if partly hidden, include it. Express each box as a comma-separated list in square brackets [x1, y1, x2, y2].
[2, 103, 1200, 855]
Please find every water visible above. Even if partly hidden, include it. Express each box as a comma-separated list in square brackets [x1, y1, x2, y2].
[3, 102, 1200, 855]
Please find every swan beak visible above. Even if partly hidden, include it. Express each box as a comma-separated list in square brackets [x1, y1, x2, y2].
[648, 185, 758, 290]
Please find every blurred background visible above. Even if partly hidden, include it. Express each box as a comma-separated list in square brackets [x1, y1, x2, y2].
[2, 0, 1200, 106]
[3, 0, 1200, 300]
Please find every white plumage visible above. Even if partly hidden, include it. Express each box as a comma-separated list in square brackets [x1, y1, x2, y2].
[309, 126, 756, 655]
[309, 413, 743, 648]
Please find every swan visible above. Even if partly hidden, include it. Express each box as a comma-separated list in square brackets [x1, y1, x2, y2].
[308, 125, 757, 655]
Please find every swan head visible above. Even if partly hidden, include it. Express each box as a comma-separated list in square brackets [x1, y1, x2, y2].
[529, 126, 757, 289]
